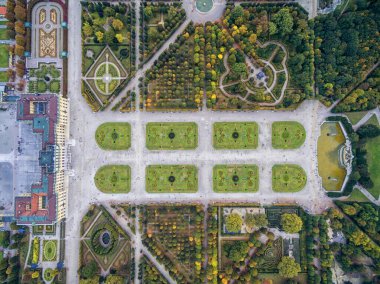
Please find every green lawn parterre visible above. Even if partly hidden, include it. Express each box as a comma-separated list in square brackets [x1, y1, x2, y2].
[272, 164, 307, 192]
[146, 122, 198, 150]
[213, 122, 258, 149]
[272, 121, 306, 149]
[365, 135, 380, 199]
[43, 240, 57, 261]
[94, 165, 131, 193]
[0, 45, 9, 68]
[95, 122, 131, 150]
[213, 164, 259, 192]
[146, 165, 198, 193]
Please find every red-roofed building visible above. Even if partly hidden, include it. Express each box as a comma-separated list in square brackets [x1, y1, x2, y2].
[0, 7, 6, 17]
[14, 94, 68, 225]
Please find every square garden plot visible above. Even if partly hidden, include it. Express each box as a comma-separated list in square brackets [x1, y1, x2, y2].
[146, 122, 198, 150]
[213, 164, 259, 193]
[213, 122, 258, 149]
[146, 165, 198, 193]
[95, 122, 131, 150]
[272, 121, 306, 149]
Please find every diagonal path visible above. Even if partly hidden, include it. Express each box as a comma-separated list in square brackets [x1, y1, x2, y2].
[102, 203, 176, 284]
[107, 18, 191, 110]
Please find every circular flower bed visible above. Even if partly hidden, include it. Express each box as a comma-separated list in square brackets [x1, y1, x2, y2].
[90, 224, 118, 255]
[43, 268, 55, 282]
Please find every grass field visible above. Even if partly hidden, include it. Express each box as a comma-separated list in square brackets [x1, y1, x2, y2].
[272, 121, 306, 149]
[272, 164, 307, 192]
[364, 114, 379, 127]
[0, 45, 9, 68]
[95, 122, 131, 150]
[213, 164, 259, 192]
[344, 111, 368, 125]
[94, 165, 131, 193]
[213, 122, 258, 149]
[146, 122, 198, 150]
[346, 188, 371, 202]
[146, 165, 198, 193]
[43, 240, 57, 261]
[0, 72, 8, 82]
[365, 135, 380, 199]
[317, 122, 347, 191]
[0, 29, 8, 40]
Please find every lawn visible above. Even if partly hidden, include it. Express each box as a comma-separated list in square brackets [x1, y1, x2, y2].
[0, 45, 9, 68]
[272, 164, 307, 192]
[346, 188, 371, 203]
[213, 164, 259, 192]
[95, 122, 131, 150]
[146, 165, 198, 193]
[43, 240, 57, 261]
[344, 111, 368, 125]
[317, 122, 347, 191]
[0, 29, 8, 40]
[272, 121, 306, 149]
[146, 122, 198, 150]
[0, 71, 8, 82]
[364, 114, 379, 127]
[365, 135, 380, 199]
[94, 165, 131, 193]
[213, 122, 258, 149]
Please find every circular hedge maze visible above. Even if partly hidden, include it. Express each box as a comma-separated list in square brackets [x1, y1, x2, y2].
[272, 164, 307, 192]
[259, 237, 283, 272]
[90, 224, 118, 256]
[272, 121, 306, 149]
[43, 240, 57, 261]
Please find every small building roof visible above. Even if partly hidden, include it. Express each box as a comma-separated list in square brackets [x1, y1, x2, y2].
[0, 7, 6, 16]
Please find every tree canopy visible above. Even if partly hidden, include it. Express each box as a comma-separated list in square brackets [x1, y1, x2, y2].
[281, 213, 303, 233]
[225, 213, 243, 233]
[278, 256, 301, 278]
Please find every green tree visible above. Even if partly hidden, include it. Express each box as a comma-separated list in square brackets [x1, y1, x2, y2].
[83, 22, 93, 37]
[104, 29, 115, 44]
[225, 241, 249, 262]
[95, 31, 104, 43]
[278, 256, 301, 278]
[245, 214, 268, 229]
[342, 204, 357, 216]
[144, 6, 153, 19]
[79, 261, 98, 279]
[271, 8, 293, 35]
[225, 213, 243, 233]
[281, 213, 303, 233]
[112, 19, 124, 31]
[105, 275, 124, 284]
[269, 22, 277, 35]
